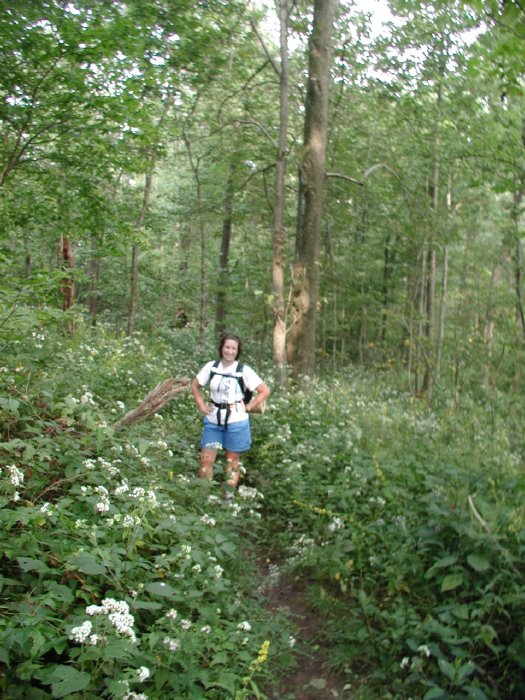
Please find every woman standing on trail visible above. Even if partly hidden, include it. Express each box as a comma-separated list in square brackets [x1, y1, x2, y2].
[191, 334, 270, 498]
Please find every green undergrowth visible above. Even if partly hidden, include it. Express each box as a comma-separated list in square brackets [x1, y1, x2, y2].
[0, 324, 291, 699]
[253, 375, 525, 699]
[1, 323, 524, 699]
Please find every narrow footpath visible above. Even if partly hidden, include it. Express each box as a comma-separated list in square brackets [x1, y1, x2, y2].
[257, 558, 353, 700]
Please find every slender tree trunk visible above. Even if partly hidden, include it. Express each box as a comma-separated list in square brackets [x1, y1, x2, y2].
[127, 94, 172, 335]
[58, 233, 74, 334]
[272, 0, 289, 390]
[183, 127, 207, 346]
[87, 235, 100, 326]
[434, 245, 448, 384]
[512, 182, 525, 338]
[287, 0, 338, 379]
[127, 169, 153, 335]
[215, 164, 235, 338]
[415, 248, 427, 394]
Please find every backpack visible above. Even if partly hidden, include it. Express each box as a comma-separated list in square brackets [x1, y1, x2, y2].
[210, 360, 253, 404]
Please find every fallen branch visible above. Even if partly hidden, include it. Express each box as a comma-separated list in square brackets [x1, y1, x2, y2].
[114, 377, 191, 427]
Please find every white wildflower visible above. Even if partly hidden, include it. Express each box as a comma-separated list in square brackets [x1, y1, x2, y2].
[163, 636, 180, 651]
[69, 620, 92, 643]
[136, 666, 150, 682]
[200, 514, 216, 526]
[7, 465, 24, 487]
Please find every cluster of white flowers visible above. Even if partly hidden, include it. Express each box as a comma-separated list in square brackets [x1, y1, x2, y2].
[214, 564, 223, 579]
[80, 389, 96, 406]
[6, 464, 24, 487]
[125, 443, 141, 458]
[83, 456, 120, 477]
[40, 502, 55, 517]
[105, 513, 141, 528]
[237, 620, 251, 632]
[180, 544, 192, 559]
[200, 625, 212, 634]
[135, 666, 150, 682]
[155, 440, 173, 456]
[200, 514, 216, 526]
[328, 516, 345, 532]
[32, 331, 46, 349]
[69, 620, 89, 643]
[163, 636, 180, 652]
[165, 609, 178, 620]
[123, 693, 149, 700]
[85, 598, 137, 643]
[115, 481, 130, 496]
[369, 496, 386, 508]
[94, 485, 110, 513]
[180, 619, 192, 630]
[238, 485, 264, 500]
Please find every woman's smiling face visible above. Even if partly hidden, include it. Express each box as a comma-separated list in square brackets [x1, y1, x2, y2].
[221, 338, 239, 363]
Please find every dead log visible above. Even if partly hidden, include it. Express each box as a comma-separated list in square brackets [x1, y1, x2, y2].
[114, 377, 191, 427]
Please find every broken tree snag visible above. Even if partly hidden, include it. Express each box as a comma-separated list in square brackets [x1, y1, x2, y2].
[115, 377, 191, 427]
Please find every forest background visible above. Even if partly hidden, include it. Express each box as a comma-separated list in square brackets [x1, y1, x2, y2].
[1, 0, 524, 699]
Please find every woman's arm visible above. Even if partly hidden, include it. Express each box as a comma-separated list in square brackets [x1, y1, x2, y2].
[191, 378, 213, 415]
[245, 382, 270, 413]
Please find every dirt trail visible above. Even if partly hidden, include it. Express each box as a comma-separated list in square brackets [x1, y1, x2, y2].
[258, 560, 352, 700]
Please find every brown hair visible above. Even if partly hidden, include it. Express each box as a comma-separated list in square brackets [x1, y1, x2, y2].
[218, 334, 242, 360]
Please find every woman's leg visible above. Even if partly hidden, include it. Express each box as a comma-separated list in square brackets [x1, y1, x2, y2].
[225, 451, 240, 490]
[199, 448, 217, 480]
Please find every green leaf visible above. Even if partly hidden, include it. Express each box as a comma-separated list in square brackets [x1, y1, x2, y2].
[441, 573, 463, 592]
[144, 581, 176, 597]
[425, 555, 458, 578]
[17, 557, 49, 573]
[464, 685, 489, 699]
[69, 553, 106, 575]
[438, 657, 455, 680]
[49, 666, 91, 698]
[423, 688, 447, 700]
[467, 554, 490, 572]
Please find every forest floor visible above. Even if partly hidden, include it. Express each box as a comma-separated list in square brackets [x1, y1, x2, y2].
[257, 557, 353, 700]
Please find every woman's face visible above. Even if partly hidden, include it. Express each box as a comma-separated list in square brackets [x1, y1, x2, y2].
[221, 338, 239, 363]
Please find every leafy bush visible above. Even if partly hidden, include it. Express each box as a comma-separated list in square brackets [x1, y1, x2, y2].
[254, 373, 525, 699]
[0, 324, 285, 699]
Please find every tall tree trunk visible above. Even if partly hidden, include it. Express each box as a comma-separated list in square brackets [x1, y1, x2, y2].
[287, 0, 338, 379]
[183, 127, 207, 346]
[215, 164, 235, 337]
[272, 0, 289, 391]
[127, 93, 172, 335]
[87, 235, 100, 326]
[127, 169, 153, 335]
[434, 245, 449, 384]
[512, 181, 525, 338]
[58, 233, 74, 334]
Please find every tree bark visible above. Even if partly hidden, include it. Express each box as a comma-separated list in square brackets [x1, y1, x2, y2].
[272, 0, 289, 390]
[127, 169, 153, 335]
[287, 0, 338, 379]
[215, 163, 235, 338]
[87, 234, 100, 326]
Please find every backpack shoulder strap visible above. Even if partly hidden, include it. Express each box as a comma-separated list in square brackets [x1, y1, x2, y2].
[236, 363, 245, 392]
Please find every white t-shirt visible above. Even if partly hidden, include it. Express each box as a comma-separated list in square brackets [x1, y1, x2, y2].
[196, 360, 263, 425]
